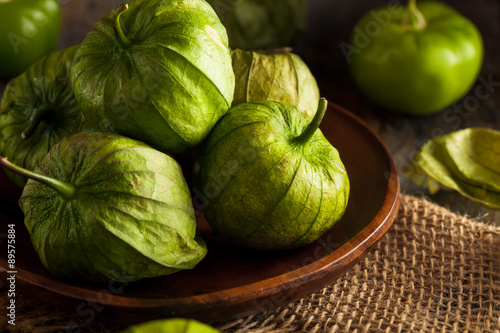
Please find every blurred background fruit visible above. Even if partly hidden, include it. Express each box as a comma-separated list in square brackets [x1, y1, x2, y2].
[0, 0, 61, 79]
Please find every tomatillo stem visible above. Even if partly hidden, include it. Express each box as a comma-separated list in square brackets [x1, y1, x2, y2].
[114, 3, 131, 48]
[0, 157, 76, 200]
[402, 0, 427, 30]
[260, 47, 293, 55]
[0, 99, 14, 114]
[294, 98, 328, 146]
[22, 106, 49, 139]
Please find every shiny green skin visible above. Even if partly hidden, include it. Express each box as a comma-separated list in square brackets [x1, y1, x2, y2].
[0, 45, 84, 187]
[196, 101, 349, 251]
[70, 0, 235, 153]
[409, 128, 500, 209]
[0, 0, 61, 79]
[350, 1, 483, 115]
[206, 0, 307, 51]
[231, 48, 320, 122]
[20, 132, 207, 282]
[123, 318, 219, 333]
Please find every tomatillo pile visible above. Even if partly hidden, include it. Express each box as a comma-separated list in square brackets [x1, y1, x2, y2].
[348, 0, 484, 115]
[0, 0, 349, 282]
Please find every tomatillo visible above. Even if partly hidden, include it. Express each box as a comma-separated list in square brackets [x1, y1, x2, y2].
[69, 0, 234, 153]
[0, 0, 62, 79]
[348, 0, 483, 115]
[195, 99, 349, 251]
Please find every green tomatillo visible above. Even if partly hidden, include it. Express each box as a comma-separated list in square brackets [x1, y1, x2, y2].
[69, 0, 235, 153]
[0, 45, 85, 187]
[206, 0, 307, 51]
[195, 99, 350, 251]
[0, 132, 207, 282]
[347, 0, 484, 115]
[0, 0, 62, 79]
[231, 48, 320, 122]
[122, 318, 219, 333]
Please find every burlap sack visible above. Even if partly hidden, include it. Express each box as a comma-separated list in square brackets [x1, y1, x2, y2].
[2, 194, 499, 333]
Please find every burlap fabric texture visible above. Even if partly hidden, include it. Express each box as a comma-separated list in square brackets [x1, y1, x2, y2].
[2, 194, 500, 333]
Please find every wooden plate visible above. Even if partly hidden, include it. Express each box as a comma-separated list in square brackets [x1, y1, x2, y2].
[0, 102, 400, 325]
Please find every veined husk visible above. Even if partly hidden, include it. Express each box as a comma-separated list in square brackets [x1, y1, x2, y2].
[0, 45, 84, 186]
[232, 48, 320, 122]
[70, 0, 235, 153]
[19, 131, 207, 282]
[408, 128, 500, 209]
[195, 100, 349, 250]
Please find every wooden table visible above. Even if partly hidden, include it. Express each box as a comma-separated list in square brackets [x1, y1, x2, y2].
[1, 0, 499, 224]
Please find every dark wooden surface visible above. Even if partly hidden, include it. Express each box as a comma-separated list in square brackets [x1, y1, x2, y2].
[0, 0, 499, 223]
[0, 103, 399, 324]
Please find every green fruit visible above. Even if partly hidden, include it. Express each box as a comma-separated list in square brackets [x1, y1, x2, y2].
[69, 0, 235, 153]
[348, 0, 483, 115]
[195, 99, 349, 250]
[0, 0, 62, 79]
[0, 132, 207, 282]
[122, 318, 219, 333]
[231, 48, 320, 121]
[207, 0, 307, 51]
[0, 45, 84, 187]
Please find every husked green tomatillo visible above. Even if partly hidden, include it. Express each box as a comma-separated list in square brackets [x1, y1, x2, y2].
[231, 48, 320, 121]
[0, 0, 62, 79]
[70, 0, 235, 153]
[349, 0, 483, 115]
[195, 99, 349, 250]
[0, 132, 207, 282]
[0, 45, 84, 187]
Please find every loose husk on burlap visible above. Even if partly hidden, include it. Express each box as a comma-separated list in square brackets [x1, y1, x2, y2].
[1, 194, 499, 333]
